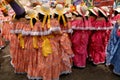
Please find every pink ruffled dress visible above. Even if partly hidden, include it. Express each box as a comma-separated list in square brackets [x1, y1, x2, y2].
[89, 17, 107, 65]
[105, 17, 113, 45]
[113, 14, 120, 21]
[71, 17, 91, 68]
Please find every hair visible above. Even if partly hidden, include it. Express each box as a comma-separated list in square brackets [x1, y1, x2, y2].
[38, 13, 52, 23]
[54, 13, 67, 25]
[114, 11, 119, 16]
[32, 18, 37, 25]
[15, 12, 26, 20]
[71, 12, 78, 17]
[89, 11, 97, 20]
[98, 11, 105, 17]
[89, 11, 97, 16]
[98, 11, 108, 22]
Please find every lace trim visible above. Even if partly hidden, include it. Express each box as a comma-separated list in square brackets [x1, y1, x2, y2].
[72, 26, 113, 30]
[93, 61, 105, 65]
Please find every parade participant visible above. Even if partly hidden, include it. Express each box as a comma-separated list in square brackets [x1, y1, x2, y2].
[72, 5, 90, 68]
[106, 16, 120, 76]
[89, 6, 110, 65]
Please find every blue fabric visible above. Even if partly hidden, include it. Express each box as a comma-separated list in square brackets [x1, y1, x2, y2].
[106, 23, 120, 75]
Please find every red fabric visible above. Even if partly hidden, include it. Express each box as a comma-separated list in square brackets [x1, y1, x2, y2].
[117, 29, 120, 36]
[72, 31, 91, 67]
[71, 18, 85, 28]
[106, 18, 112, 27]
[94, 18, 107, 28]
[88, 16, 96, 27]
[113, 14, 120, 21]
[89, 31, 106, 64]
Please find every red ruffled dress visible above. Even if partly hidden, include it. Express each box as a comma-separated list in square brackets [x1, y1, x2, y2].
[113, 14, 120, 21]
[71, 17, 91, 68]
[105, 17, 113, 46]
[89, 17, 107, 64]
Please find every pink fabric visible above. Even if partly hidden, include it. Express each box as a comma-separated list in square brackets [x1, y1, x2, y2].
[71, 20, 78, 27]
[94, 18, 107, 28]
[117, 29, 120, 36]
[106, 18, 112, 27]
[71, 19, 84, 28]
[88, 17, 96, 27]
[89, 31, 106, 64]
[113, 14, 120, 21]
[72, 31, 91, 67]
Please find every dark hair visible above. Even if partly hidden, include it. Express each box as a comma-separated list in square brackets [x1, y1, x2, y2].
[98, 11, 108, 22]
[15, 12, 26, 20]
[72, 12, 79, 17]
[98, 11, 105, 17]
[89, 11, 97, 16]
[54, 13, 67, 25]
[32, 18, 37, 25]
[38, 13, 52, 23]
[114, 11, 119, 16]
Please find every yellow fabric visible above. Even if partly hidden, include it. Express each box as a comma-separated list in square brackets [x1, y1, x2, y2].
[28, 14, 38, 28]
[47, 15, 51, 28]
[18, 34, 24, 49]
[57, 10, 67, 27]
[41, 36, 53, 57]
[33, 36, 38, 49]
[12, 14, 16, 19]
[41, 7, 51, 28]
[30, 18, 33, 28]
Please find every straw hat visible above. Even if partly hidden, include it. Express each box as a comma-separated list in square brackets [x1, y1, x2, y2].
[34, 3, 52, 15]
[54, 4, 67, 14]
[89, 7, 98, 16]
[76, 5, 89, 16]
[98, 6, 110, 17]
[114, 7, 120, 13]
[25, 9, 38, 19]
[19, 0, 31, 6]
[72, 11, 79, 16]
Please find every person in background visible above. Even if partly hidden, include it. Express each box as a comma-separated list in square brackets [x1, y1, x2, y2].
[72, 5, 90, 68]
[89, 6, 110, 65]
[106, 14, 120, 76]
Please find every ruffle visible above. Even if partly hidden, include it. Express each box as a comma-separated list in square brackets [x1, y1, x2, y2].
[10, 26, 74, 36]
[49, 26, 61, 32]
[72, 26, 113, 30]
[27, 70, 72, 80]
[22, 31, 31, 35]
[62, 29, 73, 33]
[14, 30, 23, 34]
[27, 76, 42, 80]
